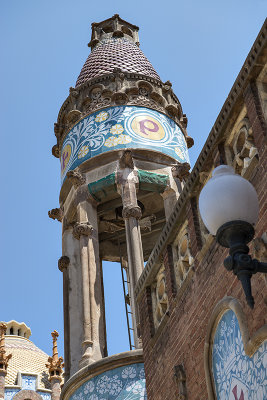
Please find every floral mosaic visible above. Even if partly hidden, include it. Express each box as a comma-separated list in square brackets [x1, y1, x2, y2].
[70, 363, 146, 400]
[60, 106, 189, 184]
[4, 389, 51, 400]
[212, 309, 267, 400]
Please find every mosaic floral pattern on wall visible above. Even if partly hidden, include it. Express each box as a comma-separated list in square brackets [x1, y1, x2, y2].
[60, 106, 189, 184]
[5, 389, 51, 400]
[212, 309, 267, 400]
[70, 363, 146, 400]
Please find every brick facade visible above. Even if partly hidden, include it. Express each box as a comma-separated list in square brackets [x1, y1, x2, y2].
[136, 19, 267, 400]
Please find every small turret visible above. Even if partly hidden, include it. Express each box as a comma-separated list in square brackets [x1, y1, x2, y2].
[0, 323, 12, 400]
[46, 331, 64, 400]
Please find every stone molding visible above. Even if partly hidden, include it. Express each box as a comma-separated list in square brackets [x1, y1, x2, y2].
[53, 72, 192, 151]
[61, 349, 143, 400]
[122, 205, 142, 220]
[135, 19, 267, 300]
[58, 256, 70, 272]
[72, 222, 93, 240]
[204, 296, 267, 400]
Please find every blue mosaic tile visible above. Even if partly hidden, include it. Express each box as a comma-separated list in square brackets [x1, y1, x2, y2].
[212, 309, 267, 400]
[5, 389, 19, 400]
[61, 106, 189, 184]
[21, 374, 37, 390]
[70, 363, 146, 400]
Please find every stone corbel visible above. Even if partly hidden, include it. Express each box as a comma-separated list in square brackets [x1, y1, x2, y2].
[172, 162, 190, 182]
[119, 150, 135, 169]
[58, 256, 70, 272]
[66, 169, 86, 189]
[52, 144, 60, 158]
[48, 208, 63, 222]
[73, 222, 93, 240]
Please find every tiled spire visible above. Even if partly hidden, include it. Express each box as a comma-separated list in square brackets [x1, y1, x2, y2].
[75, 14, 160, 87]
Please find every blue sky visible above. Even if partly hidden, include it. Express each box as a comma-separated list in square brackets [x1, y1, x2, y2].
[0, 0, 266, 359]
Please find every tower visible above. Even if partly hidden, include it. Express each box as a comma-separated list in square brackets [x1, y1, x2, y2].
[50, 14, 192, 394]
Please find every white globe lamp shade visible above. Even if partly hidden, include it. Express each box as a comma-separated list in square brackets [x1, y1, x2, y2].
[199, 165, 259, 236]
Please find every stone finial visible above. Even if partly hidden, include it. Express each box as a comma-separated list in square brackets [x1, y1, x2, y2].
[46, 330, 64, 382]
[58, 256, 70, 272]
[73, 222, 93, 240]
[48, 208, 63, 222]
[172, 163, 190, 182]
[66, 170, 86, 188]
[0, 323, 12, 375]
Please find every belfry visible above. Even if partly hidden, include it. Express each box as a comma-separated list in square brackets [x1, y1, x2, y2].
[50, 14, 192, 394]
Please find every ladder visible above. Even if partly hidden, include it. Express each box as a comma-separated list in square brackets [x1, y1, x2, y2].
[117, 238, 135, 350]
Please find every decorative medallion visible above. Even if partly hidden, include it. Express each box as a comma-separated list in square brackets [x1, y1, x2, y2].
[212, 310, 267, 400]
[60, 106, 189, 184]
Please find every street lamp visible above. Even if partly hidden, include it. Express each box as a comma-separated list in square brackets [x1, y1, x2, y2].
[199, 165, 267, 309]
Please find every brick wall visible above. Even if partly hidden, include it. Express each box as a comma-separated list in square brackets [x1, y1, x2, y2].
[137, 49, 267, 400]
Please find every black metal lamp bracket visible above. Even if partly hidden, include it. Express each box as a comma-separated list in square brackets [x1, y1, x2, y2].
[217, 220, 267, 309]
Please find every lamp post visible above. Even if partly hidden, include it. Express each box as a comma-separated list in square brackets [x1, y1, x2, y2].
[199, 165, 267, 309]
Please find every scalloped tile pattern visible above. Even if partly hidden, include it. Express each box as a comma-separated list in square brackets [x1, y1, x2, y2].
[76, 39, 160, 87]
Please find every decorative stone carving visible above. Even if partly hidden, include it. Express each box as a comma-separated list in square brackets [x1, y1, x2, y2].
[46, 330, 64, 382]
[52, 144, 60, 158]
[227, 118, 258, 177]
[139, 215, 156, 232]
[73, 222, 93, 239]
[56, 72, 188, 148]
[58, 256, 70, 272]
[119, 150, 134, 169]
[66, 169, 86, 188]
[174, 364, 187, 400]
[48, 208, 63, 222]
[0, 323, 12, 375]
[173, 226, 194, 288]
[151, 265, 169, 328]
[172, 162, 191, 181]
[122, 205, 142, 220]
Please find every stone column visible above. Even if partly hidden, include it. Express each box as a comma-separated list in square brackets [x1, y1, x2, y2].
[73, 201, 106, 368]
[118, 168, 144, 348]
[0, 323, 12, 400]
[61, 226, 83, 378]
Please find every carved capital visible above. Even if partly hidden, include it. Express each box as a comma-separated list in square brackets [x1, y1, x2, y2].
[48, 208, 63, 222]
[122, 205, 142, 220]
[186, 136, 194, 148]
[58, 256, 70, 272]
[172, 163, 190, 181]
[66, 170, 86, 188]
[73, 222, 93, 239]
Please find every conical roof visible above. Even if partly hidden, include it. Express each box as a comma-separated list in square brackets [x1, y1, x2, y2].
[76, 36, 160, 87]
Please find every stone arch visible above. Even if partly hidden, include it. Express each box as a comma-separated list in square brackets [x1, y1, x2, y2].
[204, 296, 267, 399]
[12, 390, 43, 400]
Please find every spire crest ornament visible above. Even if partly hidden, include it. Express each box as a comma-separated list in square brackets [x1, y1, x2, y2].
[0, 323, 12, 375]
[46, 330, 64, 382]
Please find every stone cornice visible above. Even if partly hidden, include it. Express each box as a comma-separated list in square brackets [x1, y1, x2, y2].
[53, 72, 191, 153]
[135, 18, 267, 300]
